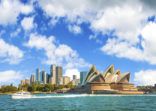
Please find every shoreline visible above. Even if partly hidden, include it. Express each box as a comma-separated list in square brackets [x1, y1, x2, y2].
[0, 92, 150, 95]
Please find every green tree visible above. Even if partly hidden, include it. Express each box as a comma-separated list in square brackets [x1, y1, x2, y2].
[36, 84, 44, 91]
[0, 85, 18, 93]
[27, 85, 33, 92]
[58, 85, 64, 89]
[42, 84, 50, 92]
[21, 84, 29, 91]
[66, 82, 76, 89]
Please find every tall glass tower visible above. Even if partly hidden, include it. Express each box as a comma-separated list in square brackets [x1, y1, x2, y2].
[42, 70, 47, 84]
[80, 71, 87, 85]
[36, 68, 40, 82]
[50, 64, 56, 84]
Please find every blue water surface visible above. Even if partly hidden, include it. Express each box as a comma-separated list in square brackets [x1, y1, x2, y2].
[0, 94, 156, 111]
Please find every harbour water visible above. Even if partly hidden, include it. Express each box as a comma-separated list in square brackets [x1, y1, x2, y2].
[0, 94, 156, 111]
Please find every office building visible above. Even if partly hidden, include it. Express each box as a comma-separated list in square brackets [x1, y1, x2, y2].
[50, 65, 56, 84]
[73, 75, 77, 80]
[71, 79, 80, 86]
[47, 74, 50, 83]
[40, 71, 43, 82]
[21, 79, 30, 85]
[49, 77, 56, 85]
[63, 76, 70, 85]
[59, 77, 63, 85]
[80, 71, 87, 85]
[30, 74, 35, 84]
[56, 66, 62, 85]
[42, 70, 47, 84]
[36, 68, 40, 82]
[21, 80, 25, 85]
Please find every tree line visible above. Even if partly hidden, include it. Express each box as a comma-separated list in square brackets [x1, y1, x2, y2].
[0, 84, 18, 93]
[137, 86, 156, 93]
[0, 83, 76, 93]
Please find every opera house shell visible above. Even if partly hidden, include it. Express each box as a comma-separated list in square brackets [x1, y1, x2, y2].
[75, 65, 143, 94]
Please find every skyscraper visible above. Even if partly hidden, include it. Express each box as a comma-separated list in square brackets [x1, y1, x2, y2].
[41, 70, 47, 84]
[46, 74, 50, 83]
[41, 71, 43, 82]
[73, 75, 77, 80]
[36, 68, 40, 82]
[56, 66, 62, 85]
[49, 77, 55, 85]
[50, 64, 56, 84]
[80, 71, 87, 85]
[30, 74, 35, 84]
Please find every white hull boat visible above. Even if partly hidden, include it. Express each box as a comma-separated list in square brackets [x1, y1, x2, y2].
[12, 91, 32, 99]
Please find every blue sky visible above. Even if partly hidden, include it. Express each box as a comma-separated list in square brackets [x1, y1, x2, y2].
[1, 0, 156, 86]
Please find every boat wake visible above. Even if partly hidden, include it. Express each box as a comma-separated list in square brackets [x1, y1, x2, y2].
[31, 94, 89, 99]
[30, 94, 156, 98]
[12, 94, 156, 99]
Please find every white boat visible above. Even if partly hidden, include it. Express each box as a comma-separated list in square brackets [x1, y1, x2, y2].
[12, 91, 32, 99]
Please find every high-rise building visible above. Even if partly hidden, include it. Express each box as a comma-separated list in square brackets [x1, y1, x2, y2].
[42, 71, 47, 84]
[63, 76, 70, 85]
[47, 74, 50, 83]
[50, 65, 56, 84]
[73, 75, 77, 80]
[30, 74, 35, 84]
[40, 71, 43, 82]
[59, 77, 63, 85]
[80, 71, 87, 85]
[49, 77, 56, 85]
[21, 79, 30, 85]
[25, 79, 30, 85]
[21, 80, 25, 85]
[56, 66, 62, 85]
[36, 68, 40, 82]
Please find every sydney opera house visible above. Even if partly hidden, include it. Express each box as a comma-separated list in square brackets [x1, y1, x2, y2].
[72, 65, 144, 94]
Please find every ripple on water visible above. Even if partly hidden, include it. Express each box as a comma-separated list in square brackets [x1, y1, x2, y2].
[1, 94, 156, 111]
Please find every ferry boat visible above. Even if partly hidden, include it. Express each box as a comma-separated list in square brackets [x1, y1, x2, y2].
[12, 91, 32, 99]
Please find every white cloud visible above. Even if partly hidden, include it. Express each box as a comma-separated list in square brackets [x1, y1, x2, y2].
[10, 28, 21, 37]
[90, 4, 148, 44]
[134, 70, 156, 86]
[21, 4, 33, 15]
[101, 22, 156, 65]
[89, 34, 102, 44]
[68, 24, 82, 34]
[0, 0, 33, 25]
[21, 17, 34, 31]
[141, 22, 156, 64]
[101, 38, 145, 62]
[0, 70, 23, 85]
[92, 2, 156, 65]
[25, 33, 89, 69]
[38, 0, 101, 25]
[0, 38, 23, 64]
[39, 0, 132, 24]
[38, 0, 156, 65]
[38, 0, 151, 43]
[64, 68, 80, 80]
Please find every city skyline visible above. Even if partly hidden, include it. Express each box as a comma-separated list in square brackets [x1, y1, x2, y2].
[21, 64, 82, 86]
[1, 0, 156, 86]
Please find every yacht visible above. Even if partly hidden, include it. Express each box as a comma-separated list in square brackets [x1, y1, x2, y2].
[12, 91, 32, 99]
